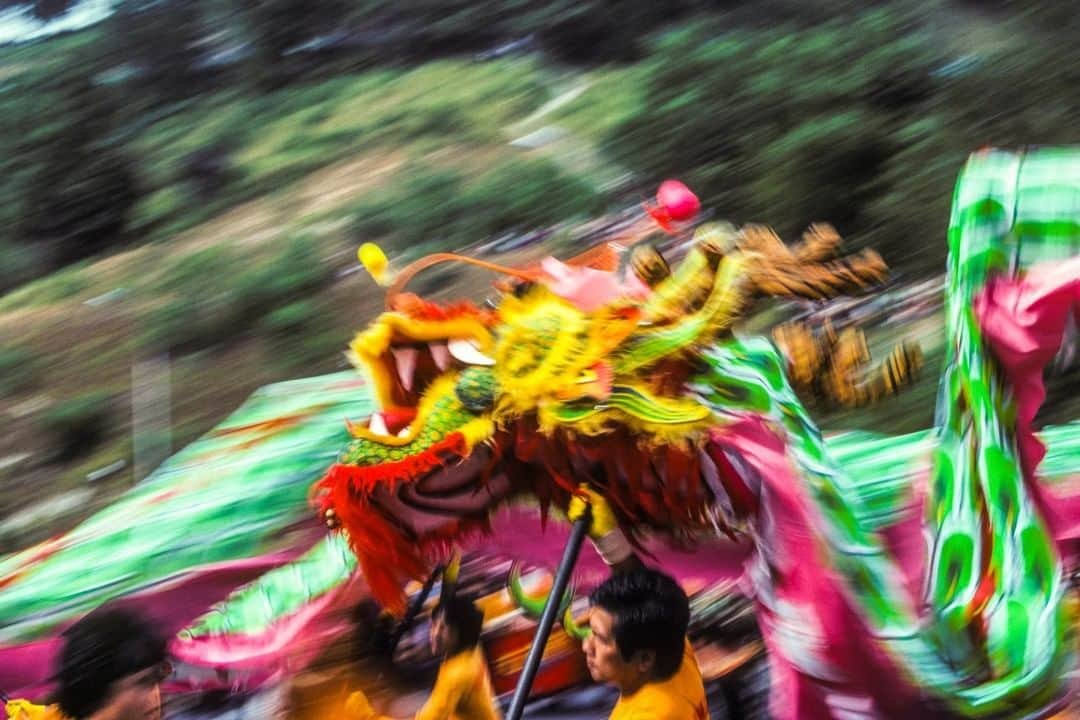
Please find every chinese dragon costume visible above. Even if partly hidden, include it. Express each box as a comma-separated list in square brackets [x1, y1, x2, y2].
[2, 148, 1079, 720]
[313, 148, 1080, 718]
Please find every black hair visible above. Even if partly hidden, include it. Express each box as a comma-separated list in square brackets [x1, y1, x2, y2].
[53, 604, 168, 718]
[351, 598, 396, 662]
[432, 594, 484, 655]
[589, 567, 690, 681]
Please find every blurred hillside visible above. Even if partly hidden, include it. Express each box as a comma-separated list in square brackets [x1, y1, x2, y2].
[1, 0, 1078, 550]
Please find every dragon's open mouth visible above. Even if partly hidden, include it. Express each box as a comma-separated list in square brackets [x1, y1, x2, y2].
[364, 341, 454, 437]
[317, 312, 508, 614]
[376, 339, 490, 406]
[350, 306, 495, 442]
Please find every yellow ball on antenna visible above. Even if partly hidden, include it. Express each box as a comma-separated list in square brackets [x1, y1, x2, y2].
[358, 243, 390, 286]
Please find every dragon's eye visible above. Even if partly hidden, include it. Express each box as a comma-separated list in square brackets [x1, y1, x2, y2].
[455, 367, 496, 413]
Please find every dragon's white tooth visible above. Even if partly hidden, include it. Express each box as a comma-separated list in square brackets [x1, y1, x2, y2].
[429, 342, 451, 371]
[448, 338, 494, 366]
[368, 413, 390, 436]
[391, 347, 419, 391]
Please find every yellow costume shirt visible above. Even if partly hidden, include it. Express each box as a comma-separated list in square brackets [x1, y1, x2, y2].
[5, 700, 65, 720]
[345, 646, 501, 720]
[609, 640, 709, 720]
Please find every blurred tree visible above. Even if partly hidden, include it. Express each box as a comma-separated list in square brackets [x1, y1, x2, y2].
[954, 0, 1080, 34]
[0, 65, 139, 269]
[41, 392, 113, 461]
[606, 10, 968, 273]
[237, 0, 356, 87]
[1, 0, 1077, 289]
[182, 143, 235, 203]
[748, 111, 895, 237]
[106, 0, 206, 102]
[339, 0, 702, 64]
[31, 0, 72, 19]
[20, 144, 139, 266]
[0, 0, 75, 20]
[364, 0, 504, 56]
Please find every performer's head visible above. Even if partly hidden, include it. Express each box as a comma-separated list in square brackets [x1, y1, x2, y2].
[430, 594, 484, 658]
[53, 604, 170, 720]
[583, 567, 690, 693]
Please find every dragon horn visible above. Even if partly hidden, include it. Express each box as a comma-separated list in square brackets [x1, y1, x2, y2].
[506, 562, 547, 618]
[506, 562, 575, 619]
[439, 550, 462, 603]
[562, 604, 590, 641]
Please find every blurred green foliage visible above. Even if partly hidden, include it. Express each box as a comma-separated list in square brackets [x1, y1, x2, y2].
[609, 8, 1078, 273]
[107, 0, 207, 101]
[0, 0, 1076, 293]
[41, 392, 113, 461]
[262, 300, 318, 338]
[139, 236, 334, 354]
[0, 63, 138, 283]
[350, 157, 604, 248]
[0, 346, 41, 396]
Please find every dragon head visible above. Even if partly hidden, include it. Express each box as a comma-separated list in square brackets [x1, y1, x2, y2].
[314, 194, 905, 613]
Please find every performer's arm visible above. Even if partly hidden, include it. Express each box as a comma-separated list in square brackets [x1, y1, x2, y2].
[567, 485, 641, 575]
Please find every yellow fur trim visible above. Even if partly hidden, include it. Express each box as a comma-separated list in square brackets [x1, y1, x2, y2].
[642, 246, 711, 320]
[701, 254, 750, 337]
[493, 287, 638, 419]
[536, 401, 713, 451]
[350, 324, 397, 409]
[348, 374, 459, 446]
[613, 253, 749, 376]
[350, 318, 395, 359]
[459, 416, 496, 449]
[346, 372, 496, 451]
[351, 314, 492, 357]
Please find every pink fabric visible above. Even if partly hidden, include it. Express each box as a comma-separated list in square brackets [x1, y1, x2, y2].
[481, 505, 750, 591]
[716, 417, 933, 720]
[973, 256, 1080, 546]
[169, 572, 368, 692]
[539, 257, 650, 312]
[165, 507, 747, 692]
[0, 548, 314, 699]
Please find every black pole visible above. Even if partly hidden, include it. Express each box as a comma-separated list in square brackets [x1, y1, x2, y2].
[505, 508, 591, 720]
[389, 562, 443, 653]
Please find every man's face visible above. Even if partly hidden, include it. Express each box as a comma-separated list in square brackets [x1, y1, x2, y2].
[430, 612, 452, 656]
[582, 607, 653, 693]
[95, 664, 165, 720]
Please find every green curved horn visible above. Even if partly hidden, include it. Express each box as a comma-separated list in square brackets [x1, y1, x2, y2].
[507, 562, 547, 618]
[506, 562, 574, 619]
[562, 603, 590, 641]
